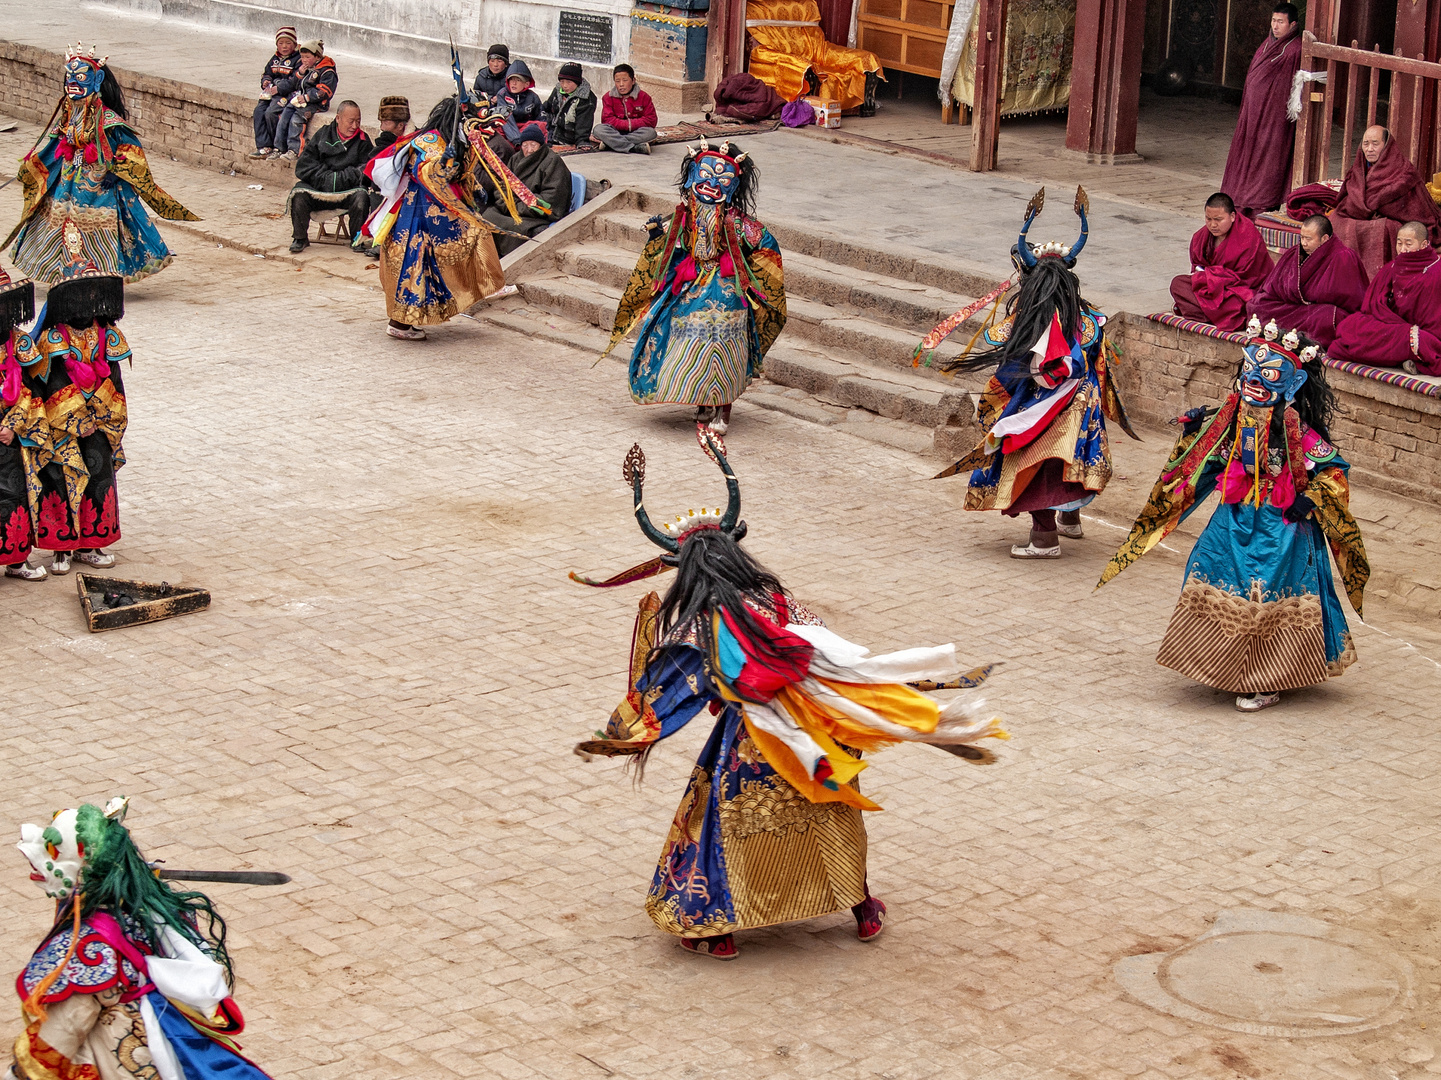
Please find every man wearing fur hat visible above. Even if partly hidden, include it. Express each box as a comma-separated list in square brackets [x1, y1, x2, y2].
[372, 95, 411, 158]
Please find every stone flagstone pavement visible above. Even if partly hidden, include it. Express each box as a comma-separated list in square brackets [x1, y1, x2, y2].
[0, 210, 1436, 1080]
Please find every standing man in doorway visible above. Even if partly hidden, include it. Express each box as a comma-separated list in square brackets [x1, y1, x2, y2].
[1219, 3, 1303, 217]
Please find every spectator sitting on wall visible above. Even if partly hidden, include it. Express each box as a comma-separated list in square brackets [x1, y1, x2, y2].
[499, 61, 545, 144]
[474, 44, 511, 100]
[250, 26, 303, 159]
[543, 62, 597, 149]
[592, 64, 657, 155]
[372, 95, 412, 157]
[266, 41, 338, 161]
[286, 100, 375, 254]
[480, 122, 572, 258]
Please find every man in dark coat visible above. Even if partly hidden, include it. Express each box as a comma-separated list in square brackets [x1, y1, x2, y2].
[543, 62, 597, 148]
[287, 101, 375, 253]
[473, 44, 511, 100]
[1219, 3, 1303, 216]
[481, 122, 572, 257]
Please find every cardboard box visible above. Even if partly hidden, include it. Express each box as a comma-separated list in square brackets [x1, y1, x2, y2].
[804, 96, 842, 129]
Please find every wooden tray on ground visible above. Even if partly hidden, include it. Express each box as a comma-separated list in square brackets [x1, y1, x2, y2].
[75, 573, 210, 632]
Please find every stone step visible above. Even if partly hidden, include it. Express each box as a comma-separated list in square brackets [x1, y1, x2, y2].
[505, 272, 983, 458]
[551, 240, 991, 370]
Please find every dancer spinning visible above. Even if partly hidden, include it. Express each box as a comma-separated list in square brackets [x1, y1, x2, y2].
[603, 142, 786, 435]
[571, 440, 1006, 959]
[1098, 318, 1368, 712]
[365, 50, 536, 340]
[932, 188, 1136, 557]
[6, 46, 198, 283]
[8, 798, 275, 1080]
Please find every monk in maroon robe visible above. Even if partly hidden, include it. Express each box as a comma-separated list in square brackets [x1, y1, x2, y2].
[1247, 214, 1367, 347]
[1331, 125, 1441, 277]
[1329, 222, 1441, 375]
[1170, 193, 1274, 330]
[1220, 4, 1303, 215]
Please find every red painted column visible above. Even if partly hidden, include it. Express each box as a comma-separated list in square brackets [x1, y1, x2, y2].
[1391, 0, 1440, 169]
[1065, 0, 1148, 162]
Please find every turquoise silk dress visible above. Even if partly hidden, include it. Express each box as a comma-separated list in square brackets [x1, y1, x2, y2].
[604, 200, 786, 406]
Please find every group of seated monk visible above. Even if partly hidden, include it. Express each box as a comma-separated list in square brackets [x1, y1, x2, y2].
[1171, 123, 1441, 376]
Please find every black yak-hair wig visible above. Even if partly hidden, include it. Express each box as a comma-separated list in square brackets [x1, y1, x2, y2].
[653, 529, 810, 701]
[39, 275, 124, 331]
[952, 256, 1085, 388]
[0, 280, 35, 336]
[98, 65, 128, 120]
[677, 145, 760, 217]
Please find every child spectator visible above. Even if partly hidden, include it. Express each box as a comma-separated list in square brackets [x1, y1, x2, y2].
[499, 60, 545, 144]
[593, 64, 657, 154]
[473, 44, 511, 100]
[250, 26, 303, 158]
[269, 41, 338, 160]
[543, 62, 596, 148]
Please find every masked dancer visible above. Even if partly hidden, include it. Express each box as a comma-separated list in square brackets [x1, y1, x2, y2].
[930, 188, 1136, 558]
[0, 271, 48, 581]
[364, 50, 540, 341]
[1097, 318, 1368, 713]
[570, 440, 1007, 959]
[7, 798, 276, 1080]
[603, 141, 786, 436]
[30, 245, 128, 574]
[6, 46, 198, 284]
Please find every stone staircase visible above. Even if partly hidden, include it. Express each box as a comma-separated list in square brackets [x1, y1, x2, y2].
[481, 188, 1008, 456]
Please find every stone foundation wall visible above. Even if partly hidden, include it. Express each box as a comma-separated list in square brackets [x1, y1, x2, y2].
[1109, 312, 1441, 506]
[0, 41, 291, 178]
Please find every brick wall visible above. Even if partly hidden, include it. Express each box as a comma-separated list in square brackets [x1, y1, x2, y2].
[1110, 312, 1441, 505]
[0, 41, 292, 179]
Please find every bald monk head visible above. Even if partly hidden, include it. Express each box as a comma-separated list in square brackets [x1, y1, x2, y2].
[1361, 126, 1390, 164]
[1397, 221, 1431, 253]
[1204, 192, 1236, 239]
[1300, 214, 1332, 255]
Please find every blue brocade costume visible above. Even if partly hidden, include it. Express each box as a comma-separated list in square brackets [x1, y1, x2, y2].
[604, 201, 786, 407]
[6, 96, 198, 284]
[1100, 394, 1369, 694]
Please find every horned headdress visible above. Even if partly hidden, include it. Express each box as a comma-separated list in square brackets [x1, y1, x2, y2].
[570, 438, 746, 587]
[1013, 186, 1089, 271]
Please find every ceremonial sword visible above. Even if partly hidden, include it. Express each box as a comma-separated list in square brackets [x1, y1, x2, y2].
[154, 869, 291, 886]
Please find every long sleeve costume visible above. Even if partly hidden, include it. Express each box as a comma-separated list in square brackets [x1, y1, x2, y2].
[6, 54, 198, 284]
[604, 142, 786, 409]
[0, 326, 47, 567]
[573, 441, 1006, 944]
[1099, 325, 1368, 694]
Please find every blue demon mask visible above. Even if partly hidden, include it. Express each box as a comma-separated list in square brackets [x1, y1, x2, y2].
[687, 152, 740, 205]
[64, 56, 105, 99]
[1239, 320, 1308, 407]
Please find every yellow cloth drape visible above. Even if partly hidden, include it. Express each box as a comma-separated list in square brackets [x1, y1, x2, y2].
[746, 0, 882, 109]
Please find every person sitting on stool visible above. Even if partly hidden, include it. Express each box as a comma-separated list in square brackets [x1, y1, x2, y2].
[286, 100, 375, 254]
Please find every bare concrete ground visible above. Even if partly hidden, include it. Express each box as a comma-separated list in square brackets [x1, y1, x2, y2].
[0, 180, 1437, 1080]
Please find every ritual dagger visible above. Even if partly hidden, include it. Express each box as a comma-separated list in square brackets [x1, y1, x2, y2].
[154, 869, 291, 886]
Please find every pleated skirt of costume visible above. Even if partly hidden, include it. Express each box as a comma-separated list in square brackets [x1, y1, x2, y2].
[12, 166, 173, 284]
[1157, 501, 1355, 693]
[645, 705, 867, 938]
[378, 183, 504, 326]
[965, 374, 1113, 514]
[629, 269, 756, 407]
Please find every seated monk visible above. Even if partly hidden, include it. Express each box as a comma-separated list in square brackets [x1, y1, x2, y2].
[1247, 214, 1367, 348]
[1329, 221, 1441, 375]
[1170, 192, 1273, 331]
[1331, 125, 1441, 277]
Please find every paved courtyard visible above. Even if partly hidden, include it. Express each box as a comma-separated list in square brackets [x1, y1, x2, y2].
[0, 139, 1439, 1080]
